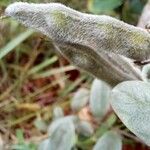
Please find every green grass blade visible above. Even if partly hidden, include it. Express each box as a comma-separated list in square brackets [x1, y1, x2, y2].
[32, 65, 76, 79]
[28, 56, 58, 75]
[0, 29, 34, 59]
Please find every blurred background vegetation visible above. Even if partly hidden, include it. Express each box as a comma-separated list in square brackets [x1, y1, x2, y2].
[0, 0, 149, 150]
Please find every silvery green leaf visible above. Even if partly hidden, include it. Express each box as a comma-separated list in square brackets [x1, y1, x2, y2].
[89, 79, 111, 118]
[142, 64, 150, 82]
[5, 3, 144, 86]
[93, 131, 122, 150]
[59, 43, 142, 87]
[111, 81, 150, 146]
[48, 116, 77, 134]
[52, 106, 64, 120]
[6, 2, 150, 61]
[34, 118, 47, 132]
[48, 116, 76, 150]
[75, 120, 94, 137]
[38, 139, 51, 150]
[71, 88, 89, 112]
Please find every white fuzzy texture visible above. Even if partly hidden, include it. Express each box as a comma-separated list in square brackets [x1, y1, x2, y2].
[111, 81, 150, 146]
[5, 2, 145, 86]
[5, 2, 150, 60]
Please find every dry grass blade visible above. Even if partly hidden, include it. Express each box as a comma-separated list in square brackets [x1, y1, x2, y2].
[0, 15, 8, 20]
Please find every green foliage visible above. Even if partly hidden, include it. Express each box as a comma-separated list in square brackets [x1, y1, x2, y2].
[88, 0, 123, 13]
[12, 130, 37, 150]
[95, 113, 117, 138]
[130, 0, 144, 13]
[122, 0, 146, 24]
[0, 29, 34, 59]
